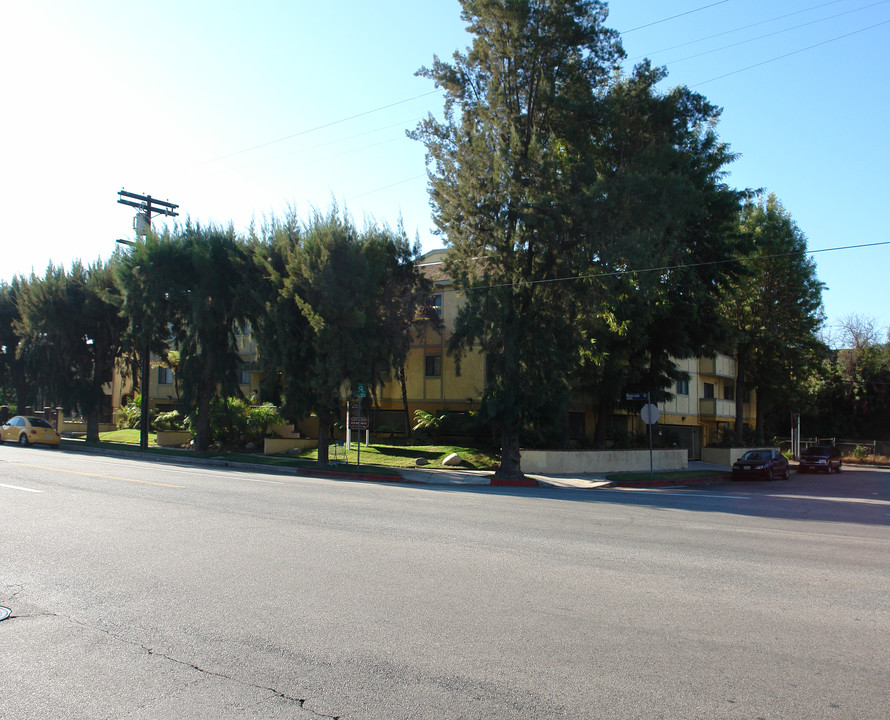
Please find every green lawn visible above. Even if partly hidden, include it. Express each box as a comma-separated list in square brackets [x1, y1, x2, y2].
[98, 429, 159, 446]
[86, 431, 499, 472]
[299, 442, 500, 470]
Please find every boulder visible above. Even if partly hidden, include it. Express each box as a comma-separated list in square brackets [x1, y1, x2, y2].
[415, 457, 429, 466]
[442, 452, 463, 467]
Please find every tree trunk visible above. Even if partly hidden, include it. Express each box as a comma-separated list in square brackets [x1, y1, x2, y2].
[195, 389, 212, 452]
[755, 394, 767, 445]
[316, 407, 330, 466]
[493, 422, 524, 481]
[86, 408, 100, 444]
[593, 396, 611, 448]
[734, 346, 748, 443]
[397, 364, 411, 437]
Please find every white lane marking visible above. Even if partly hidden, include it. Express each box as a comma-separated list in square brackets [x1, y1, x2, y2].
[766, 493, 890, 507]
[0, 483, 43, 494]
[60, 457, 286, 484]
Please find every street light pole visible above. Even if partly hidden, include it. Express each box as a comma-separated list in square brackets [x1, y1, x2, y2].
[116, 238, 152, 452]
[116, 190, 179, 452]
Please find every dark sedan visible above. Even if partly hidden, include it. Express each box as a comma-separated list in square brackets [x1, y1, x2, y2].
[732, 448, 790, 481]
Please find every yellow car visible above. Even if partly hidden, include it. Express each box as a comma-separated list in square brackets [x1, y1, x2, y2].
[0, 415, 62, 447]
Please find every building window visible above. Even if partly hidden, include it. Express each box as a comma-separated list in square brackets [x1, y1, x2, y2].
[426, 293, 443, 316]
[239, 370, 251, 385]
[157, 367, 173, 385]
[703, 382, 715, 400]
[724, 383, 735, 401]
[676, 378, 689, 396]
[425, 354, 442, 377]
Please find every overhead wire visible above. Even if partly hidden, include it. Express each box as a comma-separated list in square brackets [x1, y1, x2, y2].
[619, 1, 731, 34]
[628, 0, 848, 59]
[693, 18, 890, 86]
[182, 3, 889, 210]
[408, 241, 890, 298]
[665, 1, 890, 67]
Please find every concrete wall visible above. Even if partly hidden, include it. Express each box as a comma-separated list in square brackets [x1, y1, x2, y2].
[701, 447, 773, 467]
[156, 431, 192, 447]
[264, 438, 318, 455]
[521, 449, 688, 475]
[58, 419, 117, 435]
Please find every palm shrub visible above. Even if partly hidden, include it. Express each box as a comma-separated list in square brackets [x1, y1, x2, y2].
[198, 397, 283, 448]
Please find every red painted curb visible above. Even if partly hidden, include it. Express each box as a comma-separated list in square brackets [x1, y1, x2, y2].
[490, 478, 540, 487]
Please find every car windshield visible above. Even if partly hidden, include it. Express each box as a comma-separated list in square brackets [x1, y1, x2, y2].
[28, 418, 53, 429]
[741, 451, 769, 462]
[803, 447, 829, 457]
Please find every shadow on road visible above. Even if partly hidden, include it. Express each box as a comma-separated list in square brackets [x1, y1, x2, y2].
[392, 467, 890, 527]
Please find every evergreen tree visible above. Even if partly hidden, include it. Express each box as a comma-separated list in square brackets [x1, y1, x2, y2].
[15, 260, 127, 441]
[412, 0, 623, 479]
[721, 193, 825, 442]
[251, 209, 430, 465]
[0, 279, 29, 413]
[116, 223, 250, 451]
[574, 61, 744, 445]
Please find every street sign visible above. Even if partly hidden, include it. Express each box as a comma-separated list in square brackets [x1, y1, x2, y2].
[641, 404, 660, 425]
[348, 415, 369, 431]
[348, 399, 368, 431]
[356, 383, 367, 398]
[626, 392, 648, 401]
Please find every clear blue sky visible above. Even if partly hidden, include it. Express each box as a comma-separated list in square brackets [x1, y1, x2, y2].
[2, 1, 888, 344]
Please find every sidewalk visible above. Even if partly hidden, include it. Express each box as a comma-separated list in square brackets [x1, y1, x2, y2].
[398, 461, 732, 489]
[59, 441, 731, 489]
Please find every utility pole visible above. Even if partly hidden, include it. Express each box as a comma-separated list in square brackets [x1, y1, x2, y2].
[117, 190, 179, 451]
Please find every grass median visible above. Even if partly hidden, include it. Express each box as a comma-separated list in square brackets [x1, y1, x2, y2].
[65, 431, 500, 474]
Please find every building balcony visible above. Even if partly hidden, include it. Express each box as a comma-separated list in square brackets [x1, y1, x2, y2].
[699, 355, 736, 379]
[699, 397, 736, 419]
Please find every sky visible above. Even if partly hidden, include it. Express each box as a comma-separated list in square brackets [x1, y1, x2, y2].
[2, 0, 888, 344]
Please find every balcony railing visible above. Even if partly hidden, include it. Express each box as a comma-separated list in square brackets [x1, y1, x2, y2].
[699, 397, 736, 419]
[699, 355, 736, 379]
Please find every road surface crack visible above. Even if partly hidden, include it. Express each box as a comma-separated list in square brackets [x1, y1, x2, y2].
[60, 616, 342, 719]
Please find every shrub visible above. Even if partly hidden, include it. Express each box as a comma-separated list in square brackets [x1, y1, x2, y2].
[117, 395, 143, 429]
[413, 410, 443, 437]
[246, 403, 284, 443]
[853, 445, 872, 461]
[197, 397, 284, 448]
[154, 410, 185, 431]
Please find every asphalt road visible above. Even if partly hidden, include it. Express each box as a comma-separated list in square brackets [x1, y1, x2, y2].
[1, 445, 888, 719]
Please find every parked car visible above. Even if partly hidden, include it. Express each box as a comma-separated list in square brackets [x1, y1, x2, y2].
[732, 448, 790, 481]
[0, 415, 62, 447]
[798, 445, 842, 474]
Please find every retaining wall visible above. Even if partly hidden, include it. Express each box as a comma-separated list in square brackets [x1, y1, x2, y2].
[520, 448, 688, 474]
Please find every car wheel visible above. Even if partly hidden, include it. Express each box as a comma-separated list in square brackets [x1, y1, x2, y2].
[19, 433, 29, 447]
[836, 462, 842, 473]
[783, 467, 790, 479]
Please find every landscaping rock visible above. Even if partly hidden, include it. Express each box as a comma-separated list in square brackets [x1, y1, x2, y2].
[442, 452, 463, 466]
[415, 457, 429, 466]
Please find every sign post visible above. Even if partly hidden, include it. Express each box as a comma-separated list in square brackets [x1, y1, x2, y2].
[350, 384, 368, 469]
[628, 392, 660, 479]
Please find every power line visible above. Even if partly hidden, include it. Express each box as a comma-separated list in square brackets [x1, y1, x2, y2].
[191, 90, 439, 168]
[420, 241, 890, 296]
[664, 0, 890, 67]
[629, 0, 848, 60]
[693, 18, 890, 86]
[620, 1, 731, 34]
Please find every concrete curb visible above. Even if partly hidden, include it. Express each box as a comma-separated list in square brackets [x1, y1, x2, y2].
[59, 441, 406, 483]
[609, 474, 731, 488]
